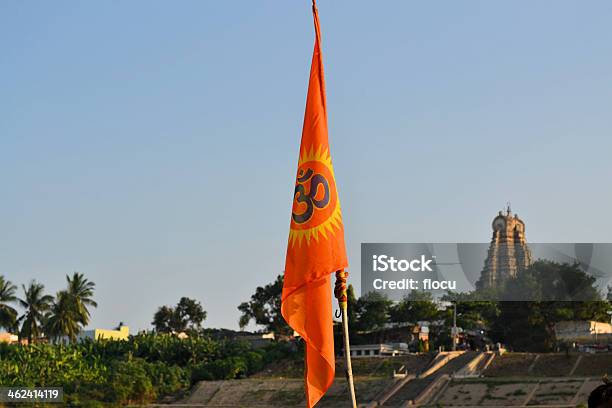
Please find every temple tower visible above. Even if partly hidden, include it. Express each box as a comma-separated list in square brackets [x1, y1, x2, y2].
[477, 206, 532, 290]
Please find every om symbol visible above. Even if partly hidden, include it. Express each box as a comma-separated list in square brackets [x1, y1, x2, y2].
[292, 167, 330, 224]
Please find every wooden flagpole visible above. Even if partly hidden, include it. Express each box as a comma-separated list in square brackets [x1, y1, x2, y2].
[335, 270, 357, 408]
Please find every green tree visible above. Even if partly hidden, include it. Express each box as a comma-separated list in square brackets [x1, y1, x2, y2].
[442, 291, 500, 332]
[237, 274, 290, 335]
[152, 297, 206, 333]
[390, 290, 439, 324]
[0, 276, 18, 331]
[152, 306, 175, 333]
[537, 260, 604, 302]
[43, 273, 97, 343]
[66, 272, 98, 326]
[45, 291, 81, 343]
[355, 292, 392, 332]
[175, 297, 207, 332]
[18, 281, 53, 343]
[492, 301, 550, 351]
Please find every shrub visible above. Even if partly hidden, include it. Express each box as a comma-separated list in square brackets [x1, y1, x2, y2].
[0, 333, 288, 405]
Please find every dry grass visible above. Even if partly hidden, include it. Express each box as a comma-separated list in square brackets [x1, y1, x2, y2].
[483, 353, 537, 377]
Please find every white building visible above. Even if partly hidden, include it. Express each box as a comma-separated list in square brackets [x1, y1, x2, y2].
[348, 343, 409, 358]
[555, 321, 612, 343]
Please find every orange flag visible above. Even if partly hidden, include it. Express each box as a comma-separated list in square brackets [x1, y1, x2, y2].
[282, 2, 348, 407]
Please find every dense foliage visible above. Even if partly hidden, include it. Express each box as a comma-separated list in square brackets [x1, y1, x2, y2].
[490, 261, 611, 351]
[240, 262, 611, 352]
[0, 333, 295, 406]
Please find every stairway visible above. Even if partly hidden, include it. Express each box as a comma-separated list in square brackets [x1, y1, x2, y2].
[454, 351, 496, 378]
[382, 351, 479, 407]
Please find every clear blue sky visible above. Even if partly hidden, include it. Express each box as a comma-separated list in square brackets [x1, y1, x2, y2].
[2, 1, 612, 332]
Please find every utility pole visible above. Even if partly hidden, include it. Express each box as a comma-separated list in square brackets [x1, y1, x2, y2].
[452, 302, 457, 351]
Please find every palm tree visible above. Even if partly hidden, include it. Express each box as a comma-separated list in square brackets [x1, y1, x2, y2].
[45, 291, 80, 343]
[66, 272, 97, 326]
[0, 276, 18, 332]
[18, 281, 53, 344]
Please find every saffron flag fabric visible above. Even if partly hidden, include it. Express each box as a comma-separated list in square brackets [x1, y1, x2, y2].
[281, 3, 348, 407]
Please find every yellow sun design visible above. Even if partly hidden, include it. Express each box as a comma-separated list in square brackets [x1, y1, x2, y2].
[289, 145, 343, 247]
